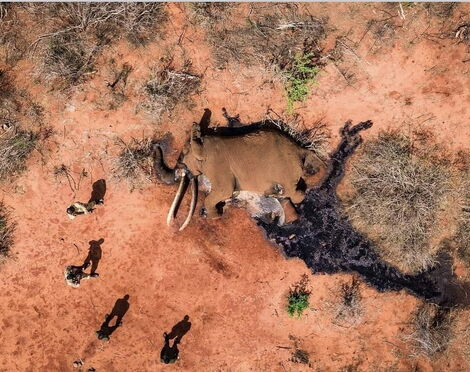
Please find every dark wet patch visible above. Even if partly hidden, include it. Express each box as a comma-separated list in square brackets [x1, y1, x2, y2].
[259, 120, 470, 308]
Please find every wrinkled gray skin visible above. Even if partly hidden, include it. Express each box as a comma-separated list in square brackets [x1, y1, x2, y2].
[153, 109, 325, 231]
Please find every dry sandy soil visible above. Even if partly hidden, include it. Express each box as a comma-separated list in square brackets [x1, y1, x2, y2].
[0, 3, 469, 371]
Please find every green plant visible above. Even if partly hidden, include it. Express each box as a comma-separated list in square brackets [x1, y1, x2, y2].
[285, 52, 319, 112]
[286, 274, 310, 318]
[0, 202, 15, 258]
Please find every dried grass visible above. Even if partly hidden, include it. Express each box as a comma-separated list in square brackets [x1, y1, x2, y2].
[0, 129, 39, 181]
[334, 277, 362, 323]
[344, 130, 453, 273]
[208, 4, 327, 71]
[113, 137, 155, 189]
[141, 64, 201, 119]
[405, 303, 454, 356]
[0, 202, 15, 258]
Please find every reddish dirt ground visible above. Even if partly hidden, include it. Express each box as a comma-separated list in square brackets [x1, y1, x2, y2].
[0, 3, 469, 371]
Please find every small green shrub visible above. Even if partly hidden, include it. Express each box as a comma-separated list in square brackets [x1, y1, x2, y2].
[285, 52, 319, 112]
[286, 274, 310, 318]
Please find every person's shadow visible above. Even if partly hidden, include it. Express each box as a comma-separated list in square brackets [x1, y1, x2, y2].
[83, 238, 103, 275]
[89, 179, 106, 203]
[160, 315, 191, 363]
[160, 334, 180, 364]
[166, 315, 191, 341]
[96, 295, 130, 341]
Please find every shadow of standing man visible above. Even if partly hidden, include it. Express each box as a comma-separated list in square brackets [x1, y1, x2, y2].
[83, 239, 103, 275]
[160, 315, 191, 364]
[96, 295, 130, 341]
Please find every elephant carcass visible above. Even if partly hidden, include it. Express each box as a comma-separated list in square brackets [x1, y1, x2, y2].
[153, 110, 325, 231]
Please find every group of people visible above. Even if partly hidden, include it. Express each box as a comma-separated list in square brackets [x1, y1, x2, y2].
[64, 179, 187, 365]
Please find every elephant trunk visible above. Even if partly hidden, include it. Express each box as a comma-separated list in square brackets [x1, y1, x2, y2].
[153, 143, 177, 185]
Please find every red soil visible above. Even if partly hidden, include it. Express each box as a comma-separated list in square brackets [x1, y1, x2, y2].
[0, 3, 469, 371]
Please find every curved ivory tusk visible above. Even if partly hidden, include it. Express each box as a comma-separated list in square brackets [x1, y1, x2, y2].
[179, 177, 198, 231]
[167, 174, 187, 226]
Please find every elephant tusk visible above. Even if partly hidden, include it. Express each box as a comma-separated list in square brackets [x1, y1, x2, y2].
[178, 176, 198, 231]
[167, 174, 187, 226]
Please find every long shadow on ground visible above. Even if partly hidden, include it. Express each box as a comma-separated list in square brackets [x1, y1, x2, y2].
[259, 120, 470, 308]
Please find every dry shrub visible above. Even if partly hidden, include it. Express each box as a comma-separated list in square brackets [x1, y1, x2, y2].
[0, 202, 15, 258]
[141, 63, 201, 118]
[0, 129, 39, 181]
[290, 349, 310, 365]
[454, 165, 470, 267]
[186, 2, 235, 27]
[423, 2, 458, 19]
[344, 130, 453, 273]
[113, 137, 155, 189]
[209, 4, 327, 71]
[0, 3, 27, 66]
[266, 109, 330, 160]
[335, 277, 362, 323]
[29, 3, 166, 86]
[405, 304, 454, 356]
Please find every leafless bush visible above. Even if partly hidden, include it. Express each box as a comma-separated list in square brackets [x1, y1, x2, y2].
[0, 129, 39, 181]
[30, 3, 166, 43]
[290, 349, 310, 365]
[423, 2, 457, 19]
[41, 32, 100, 85]
[0, 202, 15, 258]
[335, 277, 362, 323]
[0, 4, 27, 66]
[141, 64, 201, 118]
[455, 23, 470, 44]
[209, 4, 327, 71]
[113, 137, 155, 189]
[266, 109, 330, 160]
[186, 2, 235, 27]
[454, 164, 470, 267]
[344, 130, 452, 273]
[0, 2, 9, 21]
[405, 304, 454, 356]
[29, 3, 165, 86]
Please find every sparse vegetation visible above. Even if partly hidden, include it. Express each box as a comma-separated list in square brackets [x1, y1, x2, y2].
[286, 274, 311, 318]
[335, 277, 362, 322]
[405, 303, 454, 356]
[284, 52, 320, 112]
[0, 130, 39, 181]
[141, 63, 201, 118]
[344, 130, 452, 273]
[186, 2, 235, 27]
[208, 4, 326, 71]
[290, 348, 310, 365]
[29, 3, 166, 86]
[454, 165, 470, 267]
[0, 202, 15, 259]
[113, 137, 155, 189]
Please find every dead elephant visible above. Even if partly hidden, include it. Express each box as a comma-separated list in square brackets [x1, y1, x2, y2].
[153, 109, 326, 231]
